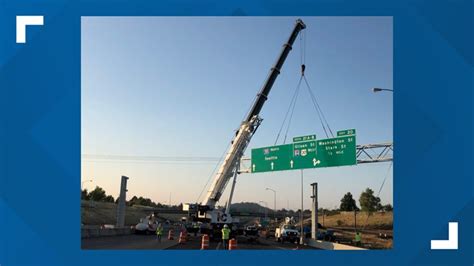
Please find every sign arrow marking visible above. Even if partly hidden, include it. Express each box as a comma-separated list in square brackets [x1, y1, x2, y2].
[313, 158, 321, 166]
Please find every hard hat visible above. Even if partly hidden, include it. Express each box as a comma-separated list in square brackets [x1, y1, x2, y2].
[223, 224, 229, 228]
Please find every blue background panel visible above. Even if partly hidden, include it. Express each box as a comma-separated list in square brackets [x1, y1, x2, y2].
[0, 0, 472, 265]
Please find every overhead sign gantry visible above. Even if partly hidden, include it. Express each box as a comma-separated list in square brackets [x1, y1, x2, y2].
[251, 129, 357, 173]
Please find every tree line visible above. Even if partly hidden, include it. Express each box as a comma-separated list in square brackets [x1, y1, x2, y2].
[81, 186, 181, 209]
[339, 188, 392, 213]
[81, 186, 392, 214]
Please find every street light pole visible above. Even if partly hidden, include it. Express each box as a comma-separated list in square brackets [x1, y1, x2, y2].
[265, 188, 277, 221]
[372, 87, 393, 93]
[81, 179, 92, 191]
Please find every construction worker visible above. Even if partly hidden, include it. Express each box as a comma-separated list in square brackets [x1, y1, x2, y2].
[193, 222, 199, 237]
[221, 224, 231, 249]
[354, 231, 362, 247]
[156, 223, 163, 243]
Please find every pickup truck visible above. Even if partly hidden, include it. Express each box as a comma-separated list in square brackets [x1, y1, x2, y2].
[275, 224, 300, 243]
[243, 225, 259, 242]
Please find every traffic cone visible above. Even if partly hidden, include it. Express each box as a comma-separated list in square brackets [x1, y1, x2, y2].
[228, 238, 237, 250]
[168, 229, 174, 240]
[179, 232, 186, 244]
[201, 234, 209, 250]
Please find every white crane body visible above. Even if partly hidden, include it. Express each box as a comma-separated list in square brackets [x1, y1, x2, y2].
[183, 19, 306, 237]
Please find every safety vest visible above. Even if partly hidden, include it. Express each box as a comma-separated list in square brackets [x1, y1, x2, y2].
[221, 228, 231, 240]
[355, 233, 361, 242]
[156, 227, 163, 235]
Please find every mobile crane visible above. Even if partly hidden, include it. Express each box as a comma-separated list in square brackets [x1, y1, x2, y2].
[183, 19, 306, 238]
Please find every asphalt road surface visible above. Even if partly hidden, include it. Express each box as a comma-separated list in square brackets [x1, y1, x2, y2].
[82, 234, 178, 250]
[82, 234, 318, 250]
[167, 235, 317, 250]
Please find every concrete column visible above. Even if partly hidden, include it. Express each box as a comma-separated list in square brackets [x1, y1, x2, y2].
[311, 182, 318, 240]
[116, 176, 129, 228]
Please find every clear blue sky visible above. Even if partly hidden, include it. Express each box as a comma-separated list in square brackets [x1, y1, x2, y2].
[81, 17, 393, 210]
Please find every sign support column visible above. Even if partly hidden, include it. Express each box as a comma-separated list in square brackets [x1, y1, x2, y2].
[300, 170, 304, 245]
[116, 175, 129, 228]
[311, 182, 318, 240]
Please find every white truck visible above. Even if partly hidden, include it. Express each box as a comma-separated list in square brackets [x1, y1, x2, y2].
[275, 217, 300, 243]
[134, 213, 159, 234]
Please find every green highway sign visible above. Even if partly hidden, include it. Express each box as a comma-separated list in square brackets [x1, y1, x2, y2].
[337, 129, 356, 137]
[292, 140, 318, 169]
[251, 131, 356, 173]
[251, 143, 293, 173]
[293, 134, 316, 143]
[315, 135, 356, 168]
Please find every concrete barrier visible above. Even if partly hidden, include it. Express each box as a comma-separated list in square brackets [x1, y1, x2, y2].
[307, 239, 367, 250]
[81, 227, 134, 239]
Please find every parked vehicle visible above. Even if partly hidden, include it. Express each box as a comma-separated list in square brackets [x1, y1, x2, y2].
[135, 214, 159, 234]
[275, 217, 300, 243]
[244, 225, 259, 242]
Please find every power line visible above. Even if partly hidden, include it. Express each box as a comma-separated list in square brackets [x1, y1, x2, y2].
[362, 161, 393, 230]
[81, 154, 221, 163]
[195, 142, 231, 204]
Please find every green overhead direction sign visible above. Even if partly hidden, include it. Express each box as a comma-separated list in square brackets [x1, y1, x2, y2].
[250, 143, 292, 173]
[251, 130, 356, 173]
[315, 135, 356, 168]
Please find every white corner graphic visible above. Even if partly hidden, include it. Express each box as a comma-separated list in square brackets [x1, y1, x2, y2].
[16, 15, 44, 43]
[430, 222, 458, 250]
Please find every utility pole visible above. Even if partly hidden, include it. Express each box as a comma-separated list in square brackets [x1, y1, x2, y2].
[266, 188, 277, 221]
[322, 209, 325, 227]
[354, 209, 357, 232]
[116, 176, 129, 228]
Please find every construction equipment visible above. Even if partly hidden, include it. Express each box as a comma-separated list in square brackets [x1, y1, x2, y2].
[183, 19, 306, 239]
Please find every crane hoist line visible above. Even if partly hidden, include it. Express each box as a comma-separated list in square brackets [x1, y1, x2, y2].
[183, 19, 306, 239]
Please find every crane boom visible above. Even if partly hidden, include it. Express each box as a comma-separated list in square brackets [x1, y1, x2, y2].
[245, 19, 306, 122]
[202, 19, 306, 209]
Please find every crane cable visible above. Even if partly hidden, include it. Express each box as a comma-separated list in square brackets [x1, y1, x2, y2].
[274, 76, 303, 145]
[275, 28, 334, 143]
[303, 76, 334, 138]
[300, 28, 334, 138]
[282, 76, 303, 144]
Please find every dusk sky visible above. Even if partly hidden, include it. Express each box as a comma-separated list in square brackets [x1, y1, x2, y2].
[81, 16, 393, 210]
